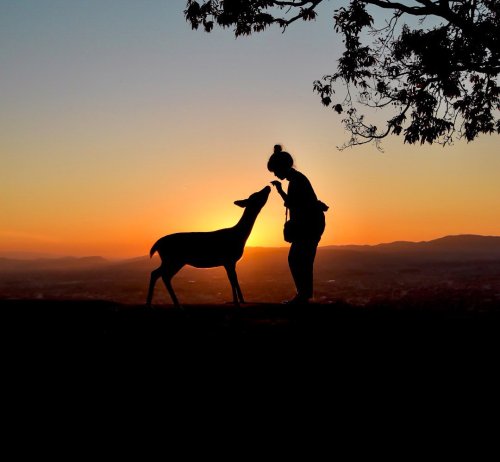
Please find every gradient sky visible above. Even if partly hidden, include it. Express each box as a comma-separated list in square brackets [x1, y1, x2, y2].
[2, 0, 499, 258]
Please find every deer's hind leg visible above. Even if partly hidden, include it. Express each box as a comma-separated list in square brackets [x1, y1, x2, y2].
[146, 266, 163, 307]
[161, 262, 184, 307]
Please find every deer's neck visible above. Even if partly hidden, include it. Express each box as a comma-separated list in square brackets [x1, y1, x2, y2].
[234, 207, 259, 242]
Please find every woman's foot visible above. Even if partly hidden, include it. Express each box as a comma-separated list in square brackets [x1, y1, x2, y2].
[282, 295, 310, 305]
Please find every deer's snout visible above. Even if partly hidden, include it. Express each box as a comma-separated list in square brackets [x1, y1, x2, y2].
[258, 185, 271, 206]
[260, 186, 271, 201]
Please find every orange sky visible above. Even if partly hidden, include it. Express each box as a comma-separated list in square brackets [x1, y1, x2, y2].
[1, 1, 499, 258]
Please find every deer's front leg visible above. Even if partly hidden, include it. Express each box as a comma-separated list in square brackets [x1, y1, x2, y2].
[224, 263, 244, 305]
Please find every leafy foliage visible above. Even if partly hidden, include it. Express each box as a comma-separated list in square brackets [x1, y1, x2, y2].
[185, 0, 500, 148]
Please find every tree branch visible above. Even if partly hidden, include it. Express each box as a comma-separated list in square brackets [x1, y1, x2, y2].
[274, 0, 317, 6]
[185, 0, 500, 148]
[277, 0, 322, 29]
[364, 0, 435, 16]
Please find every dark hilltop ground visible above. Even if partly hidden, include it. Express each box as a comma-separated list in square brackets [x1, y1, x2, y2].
[2, 299, 499, 406]
[1, 298, 499, 353]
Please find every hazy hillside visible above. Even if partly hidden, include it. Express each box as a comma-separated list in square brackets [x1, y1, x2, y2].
[0, 256, 108, 272]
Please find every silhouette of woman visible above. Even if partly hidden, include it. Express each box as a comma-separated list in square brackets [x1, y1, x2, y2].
[268, 144, 327, 304]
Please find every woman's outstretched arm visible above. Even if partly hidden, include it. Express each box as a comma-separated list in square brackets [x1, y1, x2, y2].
[271, 181, 288, 204]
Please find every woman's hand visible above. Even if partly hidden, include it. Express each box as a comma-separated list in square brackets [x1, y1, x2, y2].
[271, 180, 288, 203]
[270, 180, 283, 191]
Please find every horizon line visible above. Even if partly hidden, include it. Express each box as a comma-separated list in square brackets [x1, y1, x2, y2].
[1, 233, 499, 261]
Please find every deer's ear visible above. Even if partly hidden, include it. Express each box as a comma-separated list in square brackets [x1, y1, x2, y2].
[234, 199, 248, 208]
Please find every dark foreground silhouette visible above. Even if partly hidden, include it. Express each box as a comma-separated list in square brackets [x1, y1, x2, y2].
[2, 299, 499, 350]
[147, 186, 271, 307]
[2, 298, 499, 405]
[4, 298, 497, 422]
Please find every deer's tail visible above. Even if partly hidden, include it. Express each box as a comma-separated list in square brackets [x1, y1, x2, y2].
[150, 241, 159, 258]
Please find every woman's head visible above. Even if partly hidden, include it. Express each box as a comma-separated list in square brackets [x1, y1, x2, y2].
[267, 144, 293, 180]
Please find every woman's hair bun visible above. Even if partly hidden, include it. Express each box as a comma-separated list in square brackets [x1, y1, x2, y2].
[267, 144, 293, 172]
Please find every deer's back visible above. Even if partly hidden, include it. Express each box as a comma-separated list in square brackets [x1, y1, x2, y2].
[154, 229, 245, 268]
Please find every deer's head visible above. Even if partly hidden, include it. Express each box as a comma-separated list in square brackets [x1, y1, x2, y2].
[234, 186, 271, 211]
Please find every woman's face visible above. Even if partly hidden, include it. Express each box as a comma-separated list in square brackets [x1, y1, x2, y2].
[273, 166, 289, 180]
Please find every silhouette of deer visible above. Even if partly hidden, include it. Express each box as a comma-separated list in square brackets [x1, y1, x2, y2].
[147, 185, 271, 307]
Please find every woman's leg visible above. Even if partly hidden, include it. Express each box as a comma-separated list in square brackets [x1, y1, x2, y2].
[288, 242, 301, 297]
[288, 240, 318, 300]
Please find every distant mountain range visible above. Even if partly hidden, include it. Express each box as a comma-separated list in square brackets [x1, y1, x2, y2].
[323, 234, 500, 256]
[1, 235, 499, 273]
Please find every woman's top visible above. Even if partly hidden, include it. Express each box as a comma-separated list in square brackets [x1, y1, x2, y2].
[284, 169, 326, 241]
